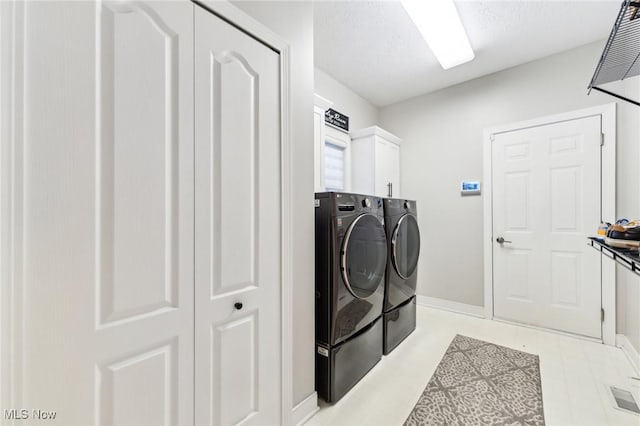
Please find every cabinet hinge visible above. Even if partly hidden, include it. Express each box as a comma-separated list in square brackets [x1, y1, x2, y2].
[601, 133, 605, 146]
[601, 308, 605, 322]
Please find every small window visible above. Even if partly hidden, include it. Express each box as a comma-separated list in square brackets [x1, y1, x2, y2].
[324, 141, 345, 191]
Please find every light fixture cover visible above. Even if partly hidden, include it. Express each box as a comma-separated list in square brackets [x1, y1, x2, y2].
[401, 0, 475, 69]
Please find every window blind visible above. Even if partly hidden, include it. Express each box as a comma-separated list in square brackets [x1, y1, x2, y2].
[324, 142, 345, 191]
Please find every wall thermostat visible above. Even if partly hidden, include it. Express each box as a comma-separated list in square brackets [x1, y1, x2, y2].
[461, 181, 481, 196]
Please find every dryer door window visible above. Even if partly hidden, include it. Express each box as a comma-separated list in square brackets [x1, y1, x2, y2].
[392, 214, 420, 279]
[341, 214, 387, 300]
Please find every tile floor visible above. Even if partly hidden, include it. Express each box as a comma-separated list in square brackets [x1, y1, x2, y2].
[306, 306, 640, 425]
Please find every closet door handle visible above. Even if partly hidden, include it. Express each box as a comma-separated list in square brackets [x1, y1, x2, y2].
[496, 237, 512, 244]
[234, 302, 243, 310]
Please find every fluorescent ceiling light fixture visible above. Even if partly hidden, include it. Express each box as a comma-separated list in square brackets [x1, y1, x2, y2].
[401, 0, 475, 70]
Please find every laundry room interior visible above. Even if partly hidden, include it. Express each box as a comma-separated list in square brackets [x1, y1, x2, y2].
[306, 1, 640, 424]
[1, 0, 640, 425]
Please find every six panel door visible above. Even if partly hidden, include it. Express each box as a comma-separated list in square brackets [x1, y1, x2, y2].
[492, 116, 602, 338]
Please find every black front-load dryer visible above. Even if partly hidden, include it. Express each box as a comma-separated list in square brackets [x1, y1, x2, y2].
[382, 198, 420, 354]
[315, 192, 387, 402]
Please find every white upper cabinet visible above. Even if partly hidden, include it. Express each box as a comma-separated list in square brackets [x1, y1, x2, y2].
[351, 126, 401, 198]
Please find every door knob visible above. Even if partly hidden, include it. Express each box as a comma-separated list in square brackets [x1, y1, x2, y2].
[496, 237, 512, 244]
[234, 302, 243, 310]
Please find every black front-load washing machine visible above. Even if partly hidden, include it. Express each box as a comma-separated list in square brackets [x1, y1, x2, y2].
[382, 198, 421, 354]
[315, 192, 387, 403]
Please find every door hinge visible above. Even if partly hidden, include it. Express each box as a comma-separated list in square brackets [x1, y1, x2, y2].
[600, 133, 605, 146]
[601, 308, 605, 322]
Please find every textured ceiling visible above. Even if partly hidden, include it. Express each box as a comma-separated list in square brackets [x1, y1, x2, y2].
[314, 1, 619, 107]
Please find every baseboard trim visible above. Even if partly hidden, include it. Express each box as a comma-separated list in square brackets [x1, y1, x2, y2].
[292, 391, 319, 425]
[493, 318, 601, 344]
[616, 334, 640, 376]
[416, 295, 485, 318]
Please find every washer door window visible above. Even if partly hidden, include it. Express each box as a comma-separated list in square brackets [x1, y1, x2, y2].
[341, 214, 387, 299]
[392, 214, 420, 279]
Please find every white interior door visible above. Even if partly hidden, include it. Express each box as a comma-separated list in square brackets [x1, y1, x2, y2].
[14, 1, 195, 424]
[194, 5, 281, 426]
[492, 116, 602, 338]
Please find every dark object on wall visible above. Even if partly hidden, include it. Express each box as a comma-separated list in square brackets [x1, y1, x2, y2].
[631, 1, 640, 20]
[588, 0, 640, 107]
[325, 108, 349, 132]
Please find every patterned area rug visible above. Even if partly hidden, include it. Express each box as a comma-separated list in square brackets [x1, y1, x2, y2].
[405, 335, 545, 426]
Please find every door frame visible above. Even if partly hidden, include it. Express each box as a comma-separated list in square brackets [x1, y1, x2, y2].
[314, 93, 334, 192]
[0, 0, 25, 413]
[482, 103, 616, 345]
[194, 1, 294, 423]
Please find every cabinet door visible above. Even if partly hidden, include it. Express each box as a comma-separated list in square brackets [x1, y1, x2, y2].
[14, 1, 195, 424]
[374, 139, 401, 198]
[194, 5, 282, 426]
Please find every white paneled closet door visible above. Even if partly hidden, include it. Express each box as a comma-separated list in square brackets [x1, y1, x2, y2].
[14, 1, 195, 424]
[194, 5, 282, 426]
[92, 2, 195, 424]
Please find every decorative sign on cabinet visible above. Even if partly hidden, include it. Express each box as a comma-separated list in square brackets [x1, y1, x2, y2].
[350, 126, 402, 198]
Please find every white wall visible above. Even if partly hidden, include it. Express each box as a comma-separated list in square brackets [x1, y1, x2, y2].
[380, 40, 640, 357]
[315, 67, 379, 132]
[617, 265, 640, 353]
[230, 1, 316, 408]
[615, 78, 640, 354]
